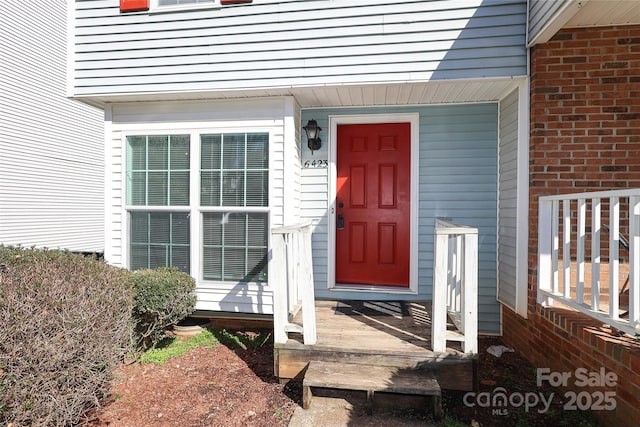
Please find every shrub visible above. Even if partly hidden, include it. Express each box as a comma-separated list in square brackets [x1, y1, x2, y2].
[0, 246, 133, 426]
[130, 267, 196, 350]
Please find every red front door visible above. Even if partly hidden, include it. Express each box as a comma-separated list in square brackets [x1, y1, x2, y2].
[336, 123, 411, 287]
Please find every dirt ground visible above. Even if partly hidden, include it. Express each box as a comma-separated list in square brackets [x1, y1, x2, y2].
[86, 331, 600, 427]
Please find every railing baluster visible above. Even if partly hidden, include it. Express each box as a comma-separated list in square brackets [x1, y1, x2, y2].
[563, 199, 571, 298]
[552, 199, 559, 295]
[577, 199, 586, 305]
[591, 198, 601, 310]
[447, 236, 453, 311]
[609, 197, 620, 320]
[286, 233, 295, 314]
[630, 196, 640, 329]
[455, 235, 462, 314]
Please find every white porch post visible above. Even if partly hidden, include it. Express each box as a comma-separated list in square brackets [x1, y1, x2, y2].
[537, 198, 553, 306]
[463, 232, 478, 354]
[432, 233, 448, 353]
[300, 226, 317, 345]
[271, 232, 288, 344]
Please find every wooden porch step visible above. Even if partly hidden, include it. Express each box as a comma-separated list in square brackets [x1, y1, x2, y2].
[302, 361, 442, 419]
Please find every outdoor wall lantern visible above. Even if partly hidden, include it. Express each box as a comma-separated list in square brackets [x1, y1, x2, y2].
[303, 119, 322, 154]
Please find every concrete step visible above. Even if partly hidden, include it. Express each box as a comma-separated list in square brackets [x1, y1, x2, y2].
[302, 360, 442, 419]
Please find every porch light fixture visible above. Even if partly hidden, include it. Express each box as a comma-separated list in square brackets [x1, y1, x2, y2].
[303, 119, 322, 154]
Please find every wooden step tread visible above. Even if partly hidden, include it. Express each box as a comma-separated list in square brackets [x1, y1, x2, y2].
[304, 361, 440, 396]
[303, 361, 442, 417]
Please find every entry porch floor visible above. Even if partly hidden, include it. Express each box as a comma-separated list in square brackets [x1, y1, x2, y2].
[274, 300, 478, 392]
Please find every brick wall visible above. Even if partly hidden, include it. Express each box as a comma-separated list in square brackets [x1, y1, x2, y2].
[502, 25, 640, 427]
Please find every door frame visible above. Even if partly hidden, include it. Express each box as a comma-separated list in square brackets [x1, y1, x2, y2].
[327, 113, 419, 294]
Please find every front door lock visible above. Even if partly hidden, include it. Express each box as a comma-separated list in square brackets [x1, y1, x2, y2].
[337, 214, 344, 230]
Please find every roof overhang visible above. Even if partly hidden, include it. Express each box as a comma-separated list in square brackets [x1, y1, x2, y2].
[71, 76, 525, 110]
[529, 0, 640, 47]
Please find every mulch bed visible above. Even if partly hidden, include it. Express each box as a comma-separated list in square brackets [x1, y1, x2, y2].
[87, 332, 600, 426]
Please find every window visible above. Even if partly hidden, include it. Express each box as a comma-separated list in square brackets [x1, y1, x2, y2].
[130, 212, 190, 272]
[158, 0, 212, 6]
[153, 0, 216, 10]
[125, 131, 269, 283]
[200, 133, 269, 282]
[126, 135, 191, 272]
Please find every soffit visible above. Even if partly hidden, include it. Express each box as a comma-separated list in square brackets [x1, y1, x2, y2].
[80, 78, 521, 109]
[565, 1, 640, 28]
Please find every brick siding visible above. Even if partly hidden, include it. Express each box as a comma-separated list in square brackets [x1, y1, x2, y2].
[502, 25, 640, 427]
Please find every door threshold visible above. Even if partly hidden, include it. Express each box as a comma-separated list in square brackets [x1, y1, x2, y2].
[331, 283, 417, 294]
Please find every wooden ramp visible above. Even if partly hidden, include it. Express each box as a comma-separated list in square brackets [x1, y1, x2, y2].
[275, 300, 477, 393]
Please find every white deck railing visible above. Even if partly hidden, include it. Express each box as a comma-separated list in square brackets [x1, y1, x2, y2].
[538, 189, 640, 337]
[432, 220, 478, 353]
[271, 223, 317, 345]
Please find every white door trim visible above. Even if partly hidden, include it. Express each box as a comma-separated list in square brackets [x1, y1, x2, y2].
[327, 113, 419, 294]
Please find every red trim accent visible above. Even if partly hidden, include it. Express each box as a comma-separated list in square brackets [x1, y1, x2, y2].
[120, 0, 149, 12]
[220, 0, 252, 4]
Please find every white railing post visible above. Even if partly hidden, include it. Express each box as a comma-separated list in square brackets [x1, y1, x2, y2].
[271, 233, 288, 344]
[463, 232, 478, 354]
[538, 198, 554, 305]
[300, 226, 317, 345]
[432, 232, 449, 353]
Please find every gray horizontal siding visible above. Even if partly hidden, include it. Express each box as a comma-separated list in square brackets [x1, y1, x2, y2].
[301, 103, 500, 334]
[497, 88, 519, 312]
[529, 0, 567, 44]
[71, 0, 527, 96]
[0, 0, 104, 253]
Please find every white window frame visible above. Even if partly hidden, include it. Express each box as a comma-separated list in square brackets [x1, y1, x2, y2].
[151, 0, 219, 12]
[124, 133, 192, 273]
[122, 126, 274, 291]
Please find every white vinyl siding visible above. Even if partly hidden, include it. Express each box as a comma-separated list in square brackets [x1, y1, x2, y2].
[70, 0, 527, 100]
[0, 0, 103, 252]
[108, 97, 297, 314]
[300, 104, 501, 334]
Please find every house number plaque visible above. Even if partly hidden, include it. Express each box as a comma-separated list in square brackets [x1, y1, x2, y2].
[303, 160, 328, 168]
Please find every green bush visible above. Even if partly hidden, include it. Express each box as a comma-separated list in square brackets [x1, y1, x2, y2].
[0, 246, 133, 426]
[130, 267, 196, 350]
